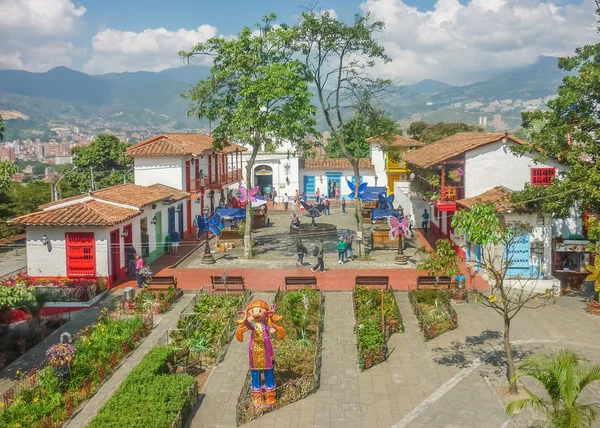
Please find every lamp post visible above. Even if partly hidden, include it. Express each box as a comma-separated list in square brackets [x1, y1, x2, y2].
[201, 214, 216, 265]
[395, 231, 407, 265]
[53, 166, 77, 201]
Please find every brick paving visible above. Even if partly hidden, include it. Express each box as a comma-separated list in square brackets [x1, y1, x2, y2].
[65, 293, 195, 428]
[188, 292, 275, 428]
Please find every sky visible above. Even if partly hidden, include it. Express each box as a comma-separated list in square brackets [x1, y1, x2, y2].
[0, 0, 598, 85]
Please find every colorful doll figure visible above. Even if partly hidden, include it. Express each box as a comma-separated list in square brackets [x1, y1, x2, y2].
[236, 299, 285, 410]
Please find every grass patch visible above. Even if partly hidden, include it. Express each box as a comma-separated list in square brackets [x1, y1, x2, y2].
[88, 346, 196, 428]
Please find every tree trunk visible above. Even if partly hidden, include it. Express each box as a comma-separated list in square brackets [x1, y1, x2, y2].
[352, 161, 364, 258]
[504, 317, 518, 393]
[244, 148, 259, 260]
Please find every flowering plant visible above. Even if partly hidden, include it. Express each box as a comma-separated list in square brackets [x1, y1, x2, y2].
[46, 343, 75, 366]
[447, 168, 464, 183]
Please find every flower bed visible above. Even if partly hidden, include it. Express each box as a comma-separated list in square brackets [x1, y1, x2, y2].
[353, 285, 403, 370]
[87, 346, 196, 428]
[2, 274, 107, 303]
[236, 288, 324, 425]
[171, 292, 249, 366]
[408, 289, 457, 341]
[0, 309, 152, 428]
[122, 287, 179, 316]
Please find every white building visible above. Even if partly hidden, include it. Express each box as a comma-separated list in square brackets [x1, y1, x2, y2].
[10, 184, 189, 287]
[127, 133, 247, 222]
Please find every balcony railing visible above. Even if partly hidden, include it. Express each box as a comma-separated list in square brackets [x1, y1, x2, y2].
[187, 177, 206, 193]
[439, 186, 465, 203]
[413, 175, 464, 203]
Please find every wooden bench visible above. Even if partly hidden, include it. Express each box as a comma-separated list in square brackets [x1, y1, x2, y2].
[285, 276, 318, 291]
[210, 275, 246, 294]
[355, 276, 389, 289]
[416, 276, 452, 290]
[167, 348, 203, 375]
[147, 276, 180, 299]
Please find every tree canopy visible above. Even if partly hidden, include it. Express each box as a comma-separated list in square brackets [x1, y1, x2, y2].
[407, 121, 484, 144]
[68, 134, 132, 193]
[511, 17, 600, 217]
[0, 113, 4, 141]
[181, 14, 317, 258]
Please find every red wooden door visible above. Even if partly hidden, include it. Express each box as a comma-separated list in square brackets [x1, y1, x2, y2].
[185, 160, 191, 191]
[110, 229, 120, 283]
[186, 199, 192, 236]
[66, 233, 96, 277]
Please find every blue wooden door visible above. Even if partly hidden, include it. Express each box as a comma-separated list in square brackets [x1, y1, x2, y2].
[506, 232, 531, 278]
[303, 176, 315, 196]
[475, 244, 481, 271]
[177, 203, 184, 237]
[168, 207, 175, 233]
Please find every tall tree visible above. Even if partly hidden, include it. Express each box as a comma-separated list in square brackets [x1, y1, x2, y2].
[511, 15, 600, 217]
[451, 203, 555, 393]
[507, 349, 600, 427]
[181, 14, 317, 258]
[407, 121, 484, 144]
[292, 10, 391, 256]
[0, 113, 4, 141]
[67, 134, 132, 194]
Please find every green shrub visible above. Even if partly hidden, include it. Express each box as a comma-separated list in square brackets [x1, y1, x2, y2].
[409, 289, 458, 341]
[353, 286, 403, 370]
[88, 346, 195, 428]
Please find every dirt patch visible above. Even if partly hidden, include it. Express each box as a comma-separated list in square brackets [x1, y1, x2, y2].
[0, 110, 29, 120]
[196, 368, 211, 391]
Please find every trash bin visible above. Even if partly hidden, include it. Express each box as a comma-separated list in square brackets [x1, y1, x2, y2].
[455, 275, 466, 289]
[123, 287, 134, 301]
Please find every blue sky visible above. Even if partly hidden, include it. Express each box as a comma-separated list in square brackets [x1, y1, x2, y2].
[0, 0, 596, 84]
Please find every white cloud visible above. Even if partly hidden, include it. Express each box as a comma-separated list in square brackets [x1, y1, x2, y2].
[360, 0, 599, 84]
[0, 0, 85, 38]
[0, 0, 85, 71]
[84, 25, 218, 74]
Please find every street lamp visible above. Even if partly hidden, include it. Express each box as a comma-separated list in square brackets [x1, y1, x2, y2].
[53, 166, 77, 201]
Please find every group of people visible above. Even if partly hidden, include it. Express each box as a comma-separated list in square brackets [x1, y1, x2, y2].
[293, 234, 355, 273]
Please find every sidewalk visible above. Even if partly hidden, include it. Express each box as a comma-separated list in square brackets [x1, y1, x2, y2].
[65, 293, 195, 428]
[188, 292, 275, 428]
[0, 291, 122, 396]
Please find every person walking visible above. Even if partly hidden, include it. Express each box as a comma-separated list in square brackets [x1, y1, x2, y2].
[337, 236, 347, 264]
[170, 229, 180, 255]
[421, 209, 430, 232]
[315, 188, 320, 201]
[283, 193, 289, 210]
[325, 197, 330, 215]
[272, 189, 277, 206]
[311, 238, 325, 273]
[335, 186, 340, 201]
[295, 237, 308, 267]
[345, 233, 354, 260]
[135, 254, 145, 288]
[341, 197, 346, 214]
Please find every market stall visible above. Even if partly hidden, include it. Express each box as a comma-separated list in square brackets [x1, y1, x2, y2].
[552, 239, 593, 293]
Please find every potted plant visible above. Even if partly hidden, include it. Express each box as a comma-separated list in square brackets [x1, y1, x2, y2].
[139, 266, 153, 287]
[447, 167, 464, 183]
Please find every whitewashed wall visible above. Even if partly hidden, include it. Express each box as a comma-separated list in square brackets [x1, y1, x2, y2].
[26, 226, 110, 277]
[299, 169, 377, 199]
[133, 156, 184, 190]
[552, 205, 582, 238]
[240, 152, 301, 203]
[369, 143, 388, 187]
[464, 141, 565, 198]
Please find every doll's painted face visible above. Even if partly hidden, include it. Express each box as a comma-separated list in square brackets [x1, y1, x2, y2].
[248, 306, 268, 322]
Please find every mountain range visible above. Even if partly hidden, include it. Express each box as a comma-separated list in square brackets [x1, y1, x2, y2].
[0, 55, 568, 139]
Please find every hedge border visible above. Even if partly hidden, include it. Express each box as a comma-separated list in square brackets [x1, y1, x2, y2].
[408, 289, 458, 341]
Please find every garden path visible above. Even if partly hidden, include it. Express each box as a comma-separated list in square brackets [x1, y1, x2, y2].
[189, 291, 275, 428]
[64, 293, 195, 428]
[0, 291, 122, 396]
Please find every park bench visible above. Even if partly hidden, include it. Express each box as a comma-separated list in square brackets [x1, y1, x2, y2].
[355, 276, 389, 289]
[210, 275, 246, 294]
[416, 276, 452, 290]
[167, 347, 203, 375]
[285, 276, 318, 291]
[147, 276, 181, 300]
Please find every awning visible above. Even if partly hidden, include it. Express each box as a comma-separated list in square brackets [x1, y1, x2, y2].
[371, 209, 402, 222]
[215, 208, 246, 221]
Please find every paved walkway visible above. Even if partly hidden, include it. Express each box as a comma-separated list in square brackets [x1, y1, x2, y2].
[65, 293, 195, 428]
[0, 291, 122, 396]
[189, 292, 275, 428]
[183, 289, 600, 428]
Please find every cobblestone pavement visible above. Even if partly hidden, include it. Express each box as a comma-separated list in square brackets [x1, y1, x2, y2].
[66, 293, 196, 427]
[185, 290, 600, 428]
[189, 292, 275, 428]
[181, 211, 424, 270]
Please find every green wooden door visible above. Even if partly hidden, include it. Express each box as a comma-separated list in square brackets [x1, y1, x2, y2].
[153, 211, 163, 260]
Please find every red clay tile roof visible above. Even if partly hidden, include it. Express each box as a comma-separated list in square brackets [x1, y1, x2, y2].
[126, 133, 247, 157]
[302, 157, 374, 170]
[40, 184, 189, 210]
[367, 134, 425, 148]
[403, 132, 527, 169]
[10, 200, 140, 227]
[456, 186, 523, 213]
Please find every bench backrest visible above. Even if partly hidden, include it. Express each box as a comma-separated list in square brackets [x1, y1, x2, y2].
[285, 276, 318, 291]
[211, 276, 245, 285]
[151, 276, 178, 286]
[211, 283, 246, 295]
[356, 276, 389, 289]
[416, 276, 451, 284]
